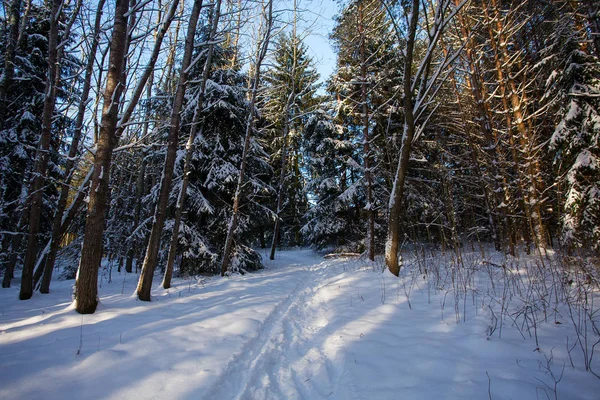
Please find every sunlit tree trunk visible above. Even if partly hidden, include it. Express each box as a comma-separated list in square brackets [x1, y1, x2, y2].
[75, 0, 130, 314]
[163, 0, 222, 288]
[385, 0, 419, 276]
[37, 0, 100, 293]
[137, 0, 203, 301]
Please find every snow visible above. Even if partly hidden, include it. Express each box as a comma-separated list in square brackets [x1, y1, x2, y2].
[572, 149, 598, 171]
[1, 249, 599, 399]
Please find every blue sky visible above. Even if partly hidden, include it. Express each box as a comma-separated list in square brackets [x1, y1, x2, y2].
[298, 0, 340, 86]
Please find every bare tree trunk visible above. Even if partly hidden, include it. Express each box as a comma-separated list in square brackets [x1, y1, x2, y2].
[1, 212, 27, 288]
[450, 1, 505, 251]
[31, 0, 84, 291]
[137, 0, 203, 301]
[125, 153, 146, 273]
[269, 0, 298, 261]
[159, 0, 184, 93]
[483, 1, 543, 254]
[163, 0, 222, 288]
[269, 108, 292, 260]
[124, 2, 171, 274]
[222, 0, 273, 276]
[229, 0, 243, 67]
[75, 0, 130, 314]
[385, 0, 419, 276]
[20, 0, 63, 300]
[117, 0, 180, 137]
[358, 2, 375, 261]
[37, 0, 103, 293]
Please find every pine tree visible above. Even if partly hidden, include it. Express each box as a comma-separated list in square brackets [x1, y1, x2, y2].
[329, 0, 399, 258]
[302, 103, 364, 250]
[136, 0, 203, 301]
[544, 2, 600, 252]
[0, 3, 80, 289]
[221, 0, 274, 275]
[262, 31, 319, 258]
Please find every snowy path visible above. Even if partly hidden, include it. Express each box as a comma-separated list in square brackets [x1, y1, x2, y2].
[1, 249, 599, 399]
[204, 258, 359, 400]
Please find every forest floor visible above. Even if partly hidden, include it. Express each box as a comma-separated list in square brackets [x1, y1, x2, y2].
[0, 248, 599, 399]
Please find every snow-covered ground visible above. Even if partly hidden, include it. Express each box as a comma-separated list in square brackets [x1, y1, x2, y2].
[1, 249, 599, 399]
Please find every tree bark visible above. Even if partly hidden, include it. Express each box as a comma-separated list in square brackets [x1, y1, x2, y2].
[385, 0, 419, 276]
[137, 0, 204, 301]
[20, 0, 63, 300]
[37, 0, 104, 293]
[269, 0, 298, 261]
[75, 0, 130, 314]
[163, 0, 221, 289]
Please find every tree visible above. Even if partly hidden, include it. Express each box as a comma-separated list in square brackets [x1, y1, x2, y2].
[302, 106, 363, 250]
[221, 0, 274, 275]
[263, 31, 319, 259]
[18, 0, 62, 300]
[385, 0, 464, 275]
[36, 0, 94, 294]
[544, 1, 600, 252]
[136, 0, 203, 301]
[329, 0, 399, 259]
[1, 3, 53, 287]
[163, 0, 223, 288]
[75, 0, 130, 314]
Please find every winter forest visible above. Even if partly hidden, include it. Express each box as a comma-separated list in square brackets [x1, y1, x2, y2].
[1, 0, 600, 398]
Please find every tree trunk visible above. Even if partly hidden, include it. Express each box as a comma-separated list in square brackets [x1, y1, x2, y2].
[269, 91, 296, 260]
[163, 0, 221, 289]
[451, 0, 505, 251]
[75, 0, 130, 314]
[37, 0, 105, 293]
[483, 0, 544, 253]
[269, 0, 299, 260]
[385, 0, 419, 276]
[125, 153, 146, 273]
[269, 121, 290, 260]
[137, 0, 204, 301]
[222, 0, 273, 275]
[19, 0, 62, 300]
[358, 3, 375, 261]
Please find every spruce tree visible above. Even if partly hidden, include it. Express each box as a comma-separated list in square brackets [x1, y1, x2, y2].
[544, 3, 600, 252]
[262, 32, 319, 257]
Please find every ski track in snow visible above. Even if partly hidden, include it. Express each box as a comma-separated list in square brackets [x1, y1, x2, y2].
[204, 259, 360, 400]
[1, 249, 599, 400]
